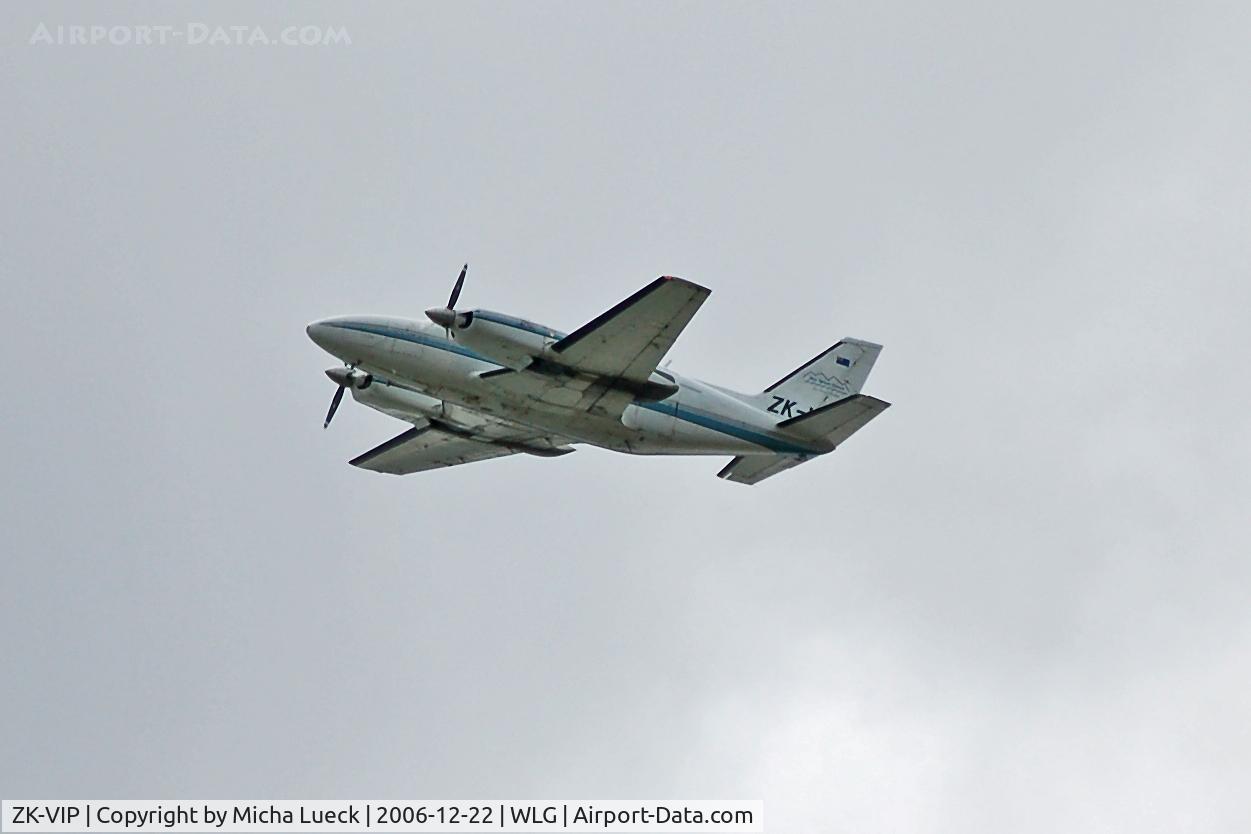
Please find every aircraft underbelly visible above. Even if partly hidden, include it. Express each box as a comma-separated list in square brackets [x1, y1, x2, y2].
[336, 327, 765, 456]
[367, 361, 751, 457]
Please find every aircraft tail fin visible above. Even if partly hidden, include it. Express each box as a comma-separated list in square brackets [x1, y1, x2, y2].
[755, 338, 882, 417]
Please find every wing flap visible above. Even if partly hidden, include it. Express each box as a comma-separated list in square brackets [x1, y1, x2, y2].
[551, 276, 710, 384]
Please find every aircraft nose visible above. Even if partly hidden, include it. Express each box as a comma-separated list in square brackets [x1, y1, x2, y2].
[306, 319, 330, 347]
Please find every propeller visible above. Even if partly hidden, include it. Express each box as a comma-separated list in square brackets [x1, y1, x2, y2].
[448, 262, 467, 309]
[323, 385, 345, 429]
[426, 263, 469, 336]
[322, 366, 371, 429]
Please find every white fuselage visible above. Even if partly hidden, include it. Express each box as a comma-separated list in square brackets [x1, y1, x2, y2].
[306, 315, 824, 458]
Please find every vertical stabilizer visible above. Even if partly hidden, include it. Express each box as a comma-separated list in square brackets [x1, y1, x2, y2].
[753, 338, 883, 418]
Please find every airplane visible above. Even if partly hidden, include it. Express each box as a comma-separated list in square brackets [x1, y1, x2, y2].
[306, 266, 890, 484]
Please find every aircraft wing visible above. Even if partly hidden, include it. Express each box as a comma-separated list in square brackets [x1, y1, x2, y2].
[551, 276, 710, 386]
[350, 423, 572, 476]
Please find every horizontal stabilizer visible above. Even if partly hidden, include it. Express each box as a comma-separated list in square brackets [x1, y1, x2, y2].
[778, 393, 890, 446]
[717, 454, 812, 485]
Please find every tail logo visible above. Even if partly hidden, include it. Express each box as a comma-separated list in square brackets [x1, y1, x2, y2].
[801, 370, 851, 397]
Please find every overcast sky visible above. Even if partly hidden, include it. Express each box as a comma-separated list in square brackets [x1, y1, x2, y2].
[3, 2, 1250, 831]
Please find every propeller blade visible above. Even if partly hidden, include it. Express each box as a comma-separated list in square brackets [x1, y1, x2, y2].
[447, 263, 468, 309]
[323, 385, 345, 429]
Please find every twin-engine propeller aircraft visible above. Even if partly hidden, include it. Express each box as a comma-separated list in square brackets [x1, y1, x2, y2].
[306, 267, 890, 484]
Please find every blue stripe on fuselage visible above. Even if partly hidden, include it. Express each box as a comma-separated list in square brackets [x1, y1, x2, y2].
[324, 320, 500, 364]
[470, 310, 566, 340]
[636, 400, 819, 455]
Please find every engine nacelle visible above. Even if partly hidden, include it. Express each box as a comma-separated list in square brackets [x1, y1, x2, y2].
[450, 309, 562, 370]
[352, 380, 443, 422]
[435, 307, 678, 401]
[353, 379, 501, 434]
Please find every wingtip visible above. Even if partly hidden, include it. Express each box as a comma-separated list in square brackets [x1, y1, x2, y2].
[657, 275, 712, 295]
